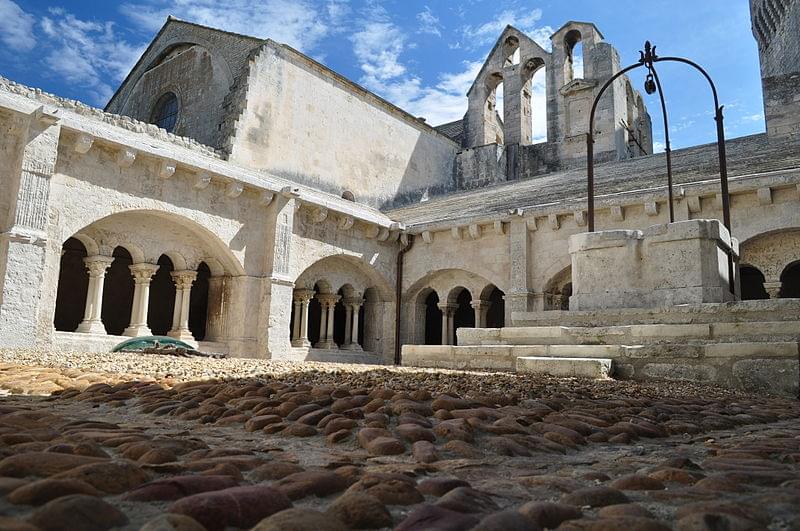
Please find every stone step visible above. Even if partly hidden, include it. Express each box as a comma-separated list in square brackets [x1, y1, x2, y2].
[516, 356, 613, 379]
[457, 319, 800, 346]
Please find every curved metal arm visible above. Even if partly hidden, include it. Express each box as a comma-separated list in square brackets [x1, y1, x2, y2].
[585, 42, 733, 294]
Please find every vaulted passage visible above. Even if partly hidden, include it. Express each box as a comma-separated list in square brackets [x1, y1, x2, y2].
[740, 266, 769, 300]
[53, 238, 89, 332]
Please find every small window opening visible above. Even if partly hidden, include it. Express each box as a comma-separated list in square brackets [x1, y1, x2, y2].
[151, 92, 179, 133]
[341, 190, 355, 201]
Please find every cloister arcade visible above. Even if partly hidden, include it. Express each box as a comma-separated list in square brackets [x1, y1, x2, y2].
[51, 211, 242, 344]
[739, 229, 800, 300]
[405, 269, 506, 346]
[289, 256, 393, 354]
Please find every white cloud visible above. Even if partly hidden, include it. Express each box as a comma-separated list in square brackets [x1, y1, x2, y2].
[0, 0, 36, 51]
[653, 141, 666, 153]
[462, 8, 544, 48]
[120, 0, 336, 52]
[351, 21, 408, 85]
[417, 6, 442, 37]
[39, 8, 145, 105]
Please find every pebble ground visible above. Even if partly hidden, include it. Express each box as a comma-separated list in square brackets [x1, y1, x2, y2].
[0, 347, 798, 530]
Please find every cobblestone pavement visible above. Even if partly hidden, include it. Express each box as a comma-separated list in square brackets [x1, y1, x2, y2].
[0, 349, 799, 530]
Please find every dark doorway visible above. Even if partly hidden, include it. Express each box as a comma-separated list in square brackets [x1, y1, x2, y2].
[148, 255, 175, 335]
[740, 266, 769, 300]
[424, 291, 442, 345]
[780, 261, 800, 298]
[486, 287, 505, 328]
[453, 288, 474, 346]
[101, 247, 134, 335]
[189, 262, 210, 340]
[53, 237, 89, 332]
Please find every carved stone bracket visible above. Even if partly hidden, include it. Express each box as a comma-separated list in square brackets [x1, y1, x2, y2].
[74, 134, 94, 154]
[338, 215, 354, 230]
[194, 172, 211, 190]
[158, 159, 176, 179]
[116, 148, 136, 168]
[309, 207, 328, 224]
[225, 182, 243, 198]
[260, 191, 275, 206]
[687, 196, 701, 214]
[611, 205, 625, 221]
[645, 201, 659, 216]
[574, 210, 587, 227]
[548, 214, 559, 231]
[421, 231, 433, 244]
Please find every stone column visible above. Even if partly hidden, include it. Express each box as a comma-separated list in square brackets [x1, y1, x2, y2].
[291, 289, 313, 347]
[343, 304, 353, 348]
[471, 300, 490, 327]
[345, 299, 364, 351]
[168, 270, 197, 342]
[204, 277, 226, 342]
[123, 263, 159, 337]
[437, 303, 457, 345]
[292, 300, 302, 341]
[316, 295, 340, 349]
[764, 281, 782, 299]
[76, 256, 114, 334]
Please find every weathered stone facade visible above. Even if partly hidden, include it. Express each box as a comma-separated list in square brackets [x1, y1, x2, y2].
[0, 9, 798, 394]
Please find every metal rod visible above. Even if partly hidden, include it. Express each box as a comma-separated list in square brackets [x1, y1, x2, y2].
[649, 64, 675, 223]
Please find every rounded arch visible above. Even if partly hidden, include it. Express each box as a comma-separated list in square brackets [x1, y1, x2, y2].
[417, 288, 442, 346]
[148, 254, 176, 336]
[447, 285, 471, 304]
[101, 246, 135, 335]
[405, 268, 504, 307]
[294, 254, 394, 303]
[62, 209, 244, 277]
[70, 233, 99, 257]
[739, 228, 800, 283]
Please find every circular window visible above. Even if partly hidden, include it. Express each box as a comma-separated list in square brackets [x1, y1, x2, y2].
[341, 190, 356, 201]
[151, 92, 179, 132]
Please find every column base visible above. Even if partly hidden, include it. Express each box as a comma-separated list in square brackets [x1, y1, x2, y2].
[76, 320, 106, 334]
[291, 339, 311, 348]
[342, 343, 363, 351]
[168, 329, 196, 342]
[315, 340, 337, 349]
[123, 324, 152, 337]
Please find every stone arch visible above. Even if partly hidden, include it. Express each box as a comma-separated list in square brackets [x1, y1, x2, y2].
[452, 288, 474, 346]
[416, 288, 442, 346]
[503, 35, 521, 66]
[479, 284, 506, 328]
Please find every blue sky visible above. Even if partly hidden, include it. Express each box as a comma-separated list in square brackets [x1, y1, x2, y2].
[1, 0, 764, 150]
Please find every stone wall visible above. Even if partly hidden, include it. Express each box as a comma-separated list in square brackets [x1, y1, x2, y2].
[227, 43, 458, 209]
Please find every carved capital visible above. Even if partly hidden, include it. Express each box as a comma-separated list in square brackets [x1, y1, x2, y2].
[74, 133, 94, 154]
[293, 289, 315, 303]
[83, 255, 114, 277]
[170, 270, 197, 290]
[129, 263, 159, 283]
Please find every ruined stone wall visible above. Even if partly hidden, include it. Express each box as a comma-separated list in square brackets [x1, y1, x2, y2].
[227, 43, 458, 209]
